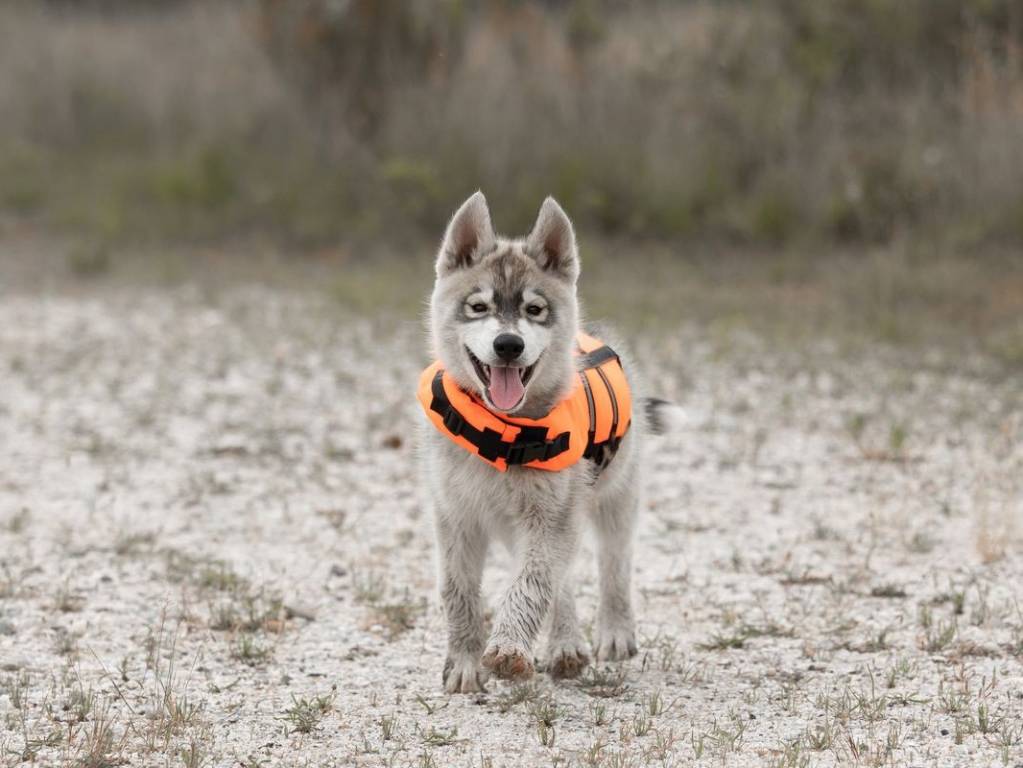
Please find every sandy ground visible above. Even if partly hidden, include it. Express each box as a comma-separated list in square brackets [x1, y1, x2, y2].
[1, 277, 1022, 768]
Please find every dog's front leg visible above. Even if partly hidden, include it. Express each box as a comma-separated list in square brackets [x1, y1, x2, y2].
[482, 504, 579, 681]
[436, 515, 489, 693]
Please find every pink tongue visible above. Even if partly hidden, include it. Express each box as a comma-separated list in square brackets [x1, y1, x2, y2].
[488, 366, 525, 410]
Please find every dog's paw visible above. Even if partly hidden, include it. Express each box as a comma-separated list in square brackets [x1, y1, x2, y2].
[481, 643, 534, 681]
[442, 655, 488, 694]
[547, 639, 591, 680]
[595, 626, 638, 662]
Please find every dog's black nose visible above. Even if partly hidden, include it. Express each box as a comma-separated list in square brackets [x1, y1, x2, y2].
[493, 333, 525, 362]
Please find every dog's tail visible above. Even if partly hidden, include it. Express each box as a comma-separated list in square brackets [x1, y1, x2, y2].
[642, 397, 686, 435]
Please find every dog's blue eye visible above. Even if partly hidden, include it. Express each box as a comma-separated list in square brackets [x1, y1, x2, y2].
[470, 303, 488, 313]
[526, 305, 544, 316]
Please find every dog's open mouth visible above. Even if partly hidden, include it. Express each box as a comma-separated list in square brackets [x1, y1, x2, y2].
[466, 347, 537, 411]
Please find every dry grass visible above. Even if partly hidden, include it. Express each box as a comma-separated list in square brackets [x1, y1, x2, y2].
[12, 0, 1021, 368]
[0, 3, 296, 147]
[0, 1, 1022, 249]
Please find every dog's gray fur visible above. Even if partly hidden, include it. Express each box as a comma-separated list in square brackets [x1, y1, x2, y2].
[421, 192, 671, 693]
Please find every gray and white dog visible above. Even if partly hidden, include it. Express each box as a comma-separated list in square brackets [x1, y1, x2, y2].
[421, 191, 676, 693]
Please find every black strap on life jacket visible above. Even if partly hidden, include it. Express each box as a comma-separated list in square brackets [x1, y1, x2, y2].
[428, 371, 571, 465]
[577, 345, 619, 370]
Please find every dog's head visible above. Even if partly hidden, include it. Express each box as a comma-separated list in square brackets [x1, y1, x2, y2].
[429, 192, 580, 417]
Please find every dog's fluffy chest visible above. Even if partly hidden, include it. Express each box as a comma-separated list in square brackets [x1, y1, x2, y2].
[429, 432, 588, 523]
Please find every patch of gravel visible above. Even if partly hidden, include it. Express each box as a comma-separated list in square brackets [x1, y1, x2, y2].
[0, 283, 1021, 767]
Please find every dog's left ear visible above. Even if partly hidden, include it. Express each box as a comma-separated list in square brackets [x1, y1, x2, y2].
[526, 197, 579, 282]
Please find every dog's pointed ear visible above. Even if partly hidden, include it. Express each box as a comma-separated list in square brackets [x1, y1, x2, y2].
[526, 197, 578, 282]
[436, 191, 496, 276]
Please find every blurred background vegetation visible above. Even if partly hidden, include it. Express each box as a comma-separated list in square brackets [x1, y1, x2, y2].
[1, 0, 1022, 358]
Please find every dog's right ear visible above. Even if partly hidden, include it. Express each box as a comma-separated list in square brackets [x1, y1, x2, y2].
[436, 191, 496, 276]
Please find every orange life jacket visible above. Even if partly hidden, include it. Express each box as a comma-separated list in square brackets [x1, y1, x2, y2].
[417, 332, 632, 473]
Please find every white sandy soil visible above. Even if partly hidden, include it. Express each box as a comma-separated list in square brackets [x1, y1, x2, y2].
[1, 280, 1021, 768]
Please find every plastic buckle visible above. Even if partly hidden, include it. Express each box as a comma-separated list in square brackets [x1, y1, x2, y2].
[522, 443, 545, 463]
[506, 444, 526, 465]
[542, 433, 569, 460]
[442, 409, 465, 436]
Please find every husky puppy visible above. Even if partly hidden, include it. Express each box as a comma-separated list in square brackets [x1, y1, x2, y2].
[421, 192, 673, 693]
